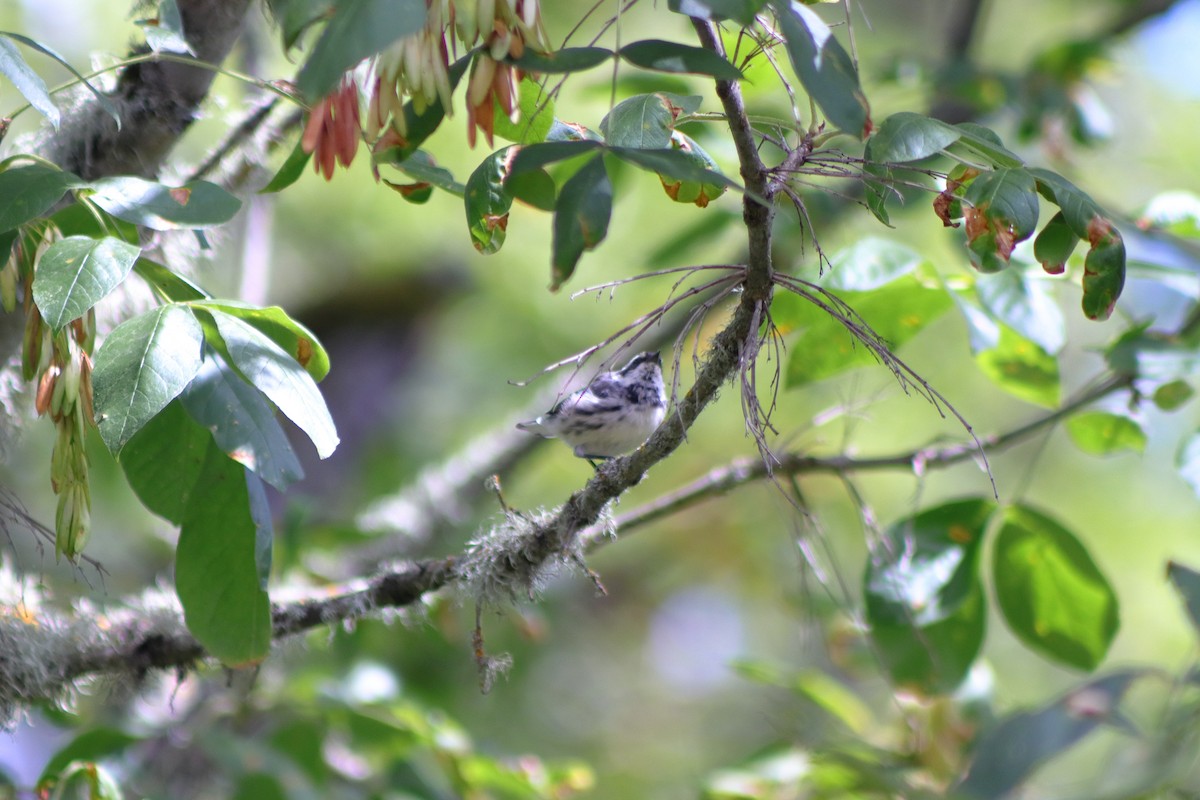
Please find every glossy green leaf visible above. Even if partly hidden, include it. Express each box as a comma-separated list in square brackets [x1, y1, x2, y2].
[90, 177, 242, 230]
[865, 499, 995, 693]
[944, 123, 1023, 169]
[133, 257, 209, 302]
[177, 442, 272, 665]
[1033, 211, 1078, 275]
[0, 164, 83, 233]
[866, 112, 961, 164]
[0, 36, 59, 127]
[1081, 231, 1125, 322]
[384, 149, 465, 198]
[956, 671, 1140, 800]
[965, 167, 1040, 241]
[974, 268, 1065, 356]
[775, 2, 871, 138]
[667, 0, 767, 24]
[509, 46, 612, 74]
[190, 302, 330, 380]
[545, 118, 603, 143]
[93, 304, 205, 454]
[181, 356, 304, 491]
[1066, 411, 1145, 456]
[371, 54, 471, 165]
[993, 504, 1119, 670]
[619, 39, 743, 79]
[465, 146, 517, 255]
[551, 154, 612, 289]
[599, 92, 702, 149]
[975, 326, 1060, 407]
[207, 309, 339, 459]
[508, 139, 603, 177]
[120, 400, 211, 524]
[138, 0, 194, 54]
[259, 137, 312, 194]
[1166, 561, 1200, 637]
[504, 167, 556, 211]
[0, 31, 121, 125]
[32, 236, 141, 330]
[37, 727, 142, 786]
[823, 237, 927, 291]
[492, 77, 555, 145]
[782, 276, 953, 387]
[294, 0, 425, 101]
[609, 145, 738, 197]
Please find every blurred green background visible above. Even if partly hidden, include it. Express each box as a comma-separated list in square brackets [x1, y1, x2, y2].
[3, 0, 1200, 796]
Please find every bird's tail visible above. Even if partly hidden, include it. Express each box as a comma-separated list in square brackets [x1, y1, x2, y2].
[515, 418, 546, 435]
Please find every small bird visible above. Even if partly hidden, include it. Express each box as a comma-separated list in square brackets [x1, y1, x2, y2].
[517, 351, 667, 463]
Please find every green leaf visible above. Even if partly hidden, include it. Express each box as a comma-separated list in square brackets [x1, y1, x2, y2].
[992, 504, 1119, 671]
[1033, 211, 1078, 275]
[89, 177, 243, 230]
[504, 168, 556, 211]
[1081, 230, 1124, 322]
[181, 356, 304, 491]
[93, 304, 205, 454]
[138, 0, 194, 54]
[944, 123, 1023, 169]
[266, 0, 335, 50]
[492, 77, 555, 145]
[866, 112, 961, 164]
[133, 257, 209, 302]
[823, 237, 926, 290]
[667, 0, 768, 25]
[599, 92, 702, 149]
[37, 728, 142, 787]
[609, 144, 738, 198]
[0, 36, 59, 127]
[120, 400, 211, 524]
[1153, 379, 1193, 411]
[465, 146, 517, 255]
[32, 236, 141, 330]
[964, 167, 1040, 241]
[774, 1, 871, 138]
[191, 301, 329, 382]
[0, 31, 121, 126]
[955, 672, 1141, 799]
[259, 137, 312, 194]
[865, 499, 995, 693]
[509, 46, 612, 74]
[974, 268, 1065, 356]
[294, 0, 425, 101]
[508, 139, 603, 177]
[0, 164, 83, 233]
[177, 442, 272, 665]
[551, 154, 612, 289]
[383, 149, 465, 198]
[950, 292, 1001, 355]
[1066, 411, 1145, 456]
[782, 276, 953, 387]
[975, 326, 1060, 407]
[1166, 561, 1200, 637]
[206, 309, 339, 459]
[618, 39, 743, 79]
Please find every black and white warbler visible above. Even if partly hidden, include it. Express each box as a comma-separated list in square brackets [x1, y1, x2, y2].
[517, 351, 667, 462]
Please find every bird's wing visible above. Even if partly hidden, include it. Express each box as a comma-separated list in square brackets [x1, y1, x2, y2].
[550, 374, 622, 417]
